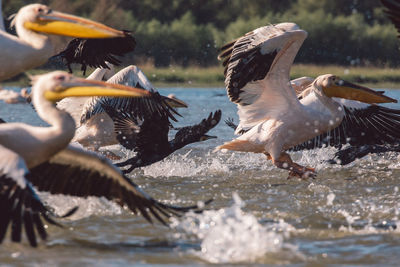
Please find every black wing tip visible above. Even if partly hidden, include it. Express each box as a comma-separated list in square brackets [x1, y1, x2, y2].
[56, 35, 136, 74]
[0, 177, 71, 247]
[158, 198, 213, 213]
[139, 198, 214, 226]
[224, 117, 238, 130]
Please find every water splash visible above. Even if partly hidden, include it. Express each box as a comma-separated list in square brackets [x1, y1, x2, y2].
[171, 193, 294, 264]
[141, 150, 273, 178]
[40, 192, 123, 220]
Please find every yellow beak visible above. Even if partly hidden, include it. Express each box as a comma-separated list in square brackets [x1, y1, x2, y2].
[45, 78, 152, 102]
[24, 11, 124, 38]
[323, 80, 397, 104]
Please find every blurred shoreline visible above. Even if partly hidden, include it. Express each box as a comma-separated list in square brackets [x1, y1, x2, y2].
[3, 63, 400, 89]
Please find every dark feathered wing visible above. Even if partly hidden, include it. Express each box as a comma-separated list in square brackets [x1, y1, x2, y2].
[0, 146, 64, 247]
[81, 91, 179, 125]
[291, 105, 400, 151]
[381, 0, 400, 38]
[53, 31, 136, 75]
[111, 110, 221, 174]
[28, 146, 198, 225]
[101, 98, 171, 151]
[329, 143, 400, 165]
[172, 110, 221, 146]
[218, 28, 279, 104]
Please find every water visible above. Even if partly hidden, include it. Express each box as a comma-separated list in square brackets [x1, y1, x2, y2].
[0, 87, 400, 265]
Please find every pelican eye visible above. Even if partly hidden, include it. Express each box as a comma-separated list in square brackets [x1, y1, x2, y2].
[54, 75, 66, 82]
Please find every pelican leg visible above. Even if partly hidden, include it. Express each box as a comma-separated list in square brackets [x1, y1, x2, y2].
[115, 156, 139, 174]
[271, 152, 316, 179]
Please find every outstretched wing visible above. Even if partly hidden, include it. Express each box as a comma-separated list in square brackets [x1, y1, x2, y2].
[53, 31, 136, 75]
[219, 23, 307, 133]
[291, 105, 400, 151]
[104, 101, 171, 152]
[101, 100, 171, 151]
[28, 146, 197, 225]
[114, 110, 221, 173]
[172, 110, 221, 145]
[0, 145, 64, 247]
[80, 65, 179, 125]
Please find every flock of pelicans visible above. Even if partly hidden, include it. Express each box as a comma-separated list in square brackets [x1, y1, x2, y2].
[0, 0, 400, 248]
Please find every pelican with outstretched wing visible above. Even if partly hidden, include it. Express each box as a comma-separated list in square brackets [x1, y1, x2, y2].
[0, 3, 129, 81]
[0, 71, 207, 247]
[68, 65, 187, 153]
[216, 23, 397, 178]
[226, 75, 400, 165]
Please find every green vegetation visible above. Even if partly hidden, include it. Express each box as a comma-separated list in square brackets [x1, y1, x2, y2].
[5, 64, 400, 88]
[3, 0, 400, 87]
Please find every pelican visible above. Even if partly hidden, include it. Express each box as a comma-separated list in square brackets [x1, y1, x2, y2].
[60, 65, 187, 153]
[0, 71, 206, 247]
[216, 23, 397, 178]
[226, 75, 400, 165]
[0, 3, 128, 81]
[56, 62, 116, 127]
[0, 87, 30, 103]
[103, 106, 221, 174]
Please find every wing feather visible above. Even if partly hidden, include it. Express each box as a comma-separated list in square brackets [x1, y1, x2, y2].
[80, 65, 179, 125]
[52, 32, 136, 75]
[28, 146, 202, 225]
[381, 0, 400, 38]
[292, 105, 400, 151]
[0, 145, 64, 247]
[219, 23, 307, 132]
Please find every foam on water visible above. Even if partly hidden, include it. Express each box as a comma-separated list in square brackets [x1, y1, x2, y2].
[140, 150, 274, 178]
[170, 193, 296, 264]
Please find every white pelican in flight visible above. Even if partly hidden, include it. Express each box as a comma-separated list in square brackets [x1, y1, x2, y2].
[226, 75, 400, 165]
[216, 23, 397, 178]
[0, 71, 206, 247]
[59, 65, 187, 153]
[0, 3, 128, 81]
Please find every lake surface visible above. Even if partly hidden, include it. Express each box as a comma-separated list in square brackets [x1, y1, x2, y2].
[0, 87, 400, 266]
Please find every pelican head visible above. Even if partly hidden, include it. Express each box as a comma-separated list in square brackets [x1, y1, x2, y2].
[31, 71, 152, 104]
[13, 4, 125, 39]
[314, 74, 397, 104]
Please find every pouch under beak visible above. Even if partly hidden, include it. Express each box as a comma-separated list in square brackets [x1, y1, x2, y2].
[323, 80, 397, 104]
